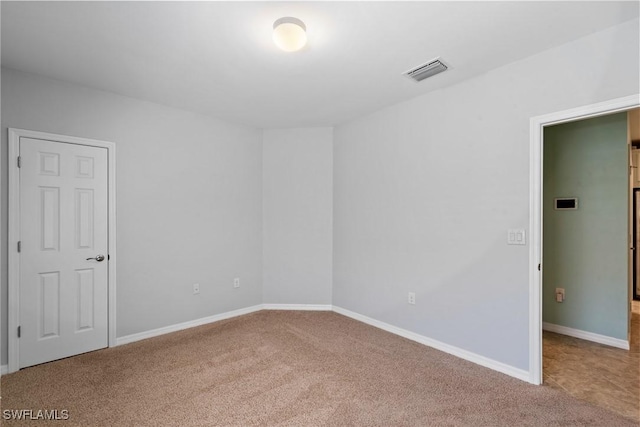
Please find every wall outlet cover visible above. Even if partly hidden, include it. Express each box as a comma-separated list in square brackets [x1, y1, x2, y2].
[408, 292, 416, 305]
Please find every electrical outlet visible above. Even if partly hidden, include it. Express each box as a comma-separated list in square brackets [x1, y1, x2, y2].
[408, 292, 416, 305]
[555, 288, 565, 303]
[233, 278, 240, 288]
[193, 283, 200, 295]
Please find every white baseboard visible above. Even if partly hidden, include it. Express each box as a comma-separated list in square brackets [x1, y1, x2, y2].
[115, 304, 331, 347]
[263, 304, 333, 311]
[542, 322, 629, 350]
[61, 302, 530, 385]
[116, 305, 264, 346]
[333, 306, 531, 383]
[1, 365, 8, 375]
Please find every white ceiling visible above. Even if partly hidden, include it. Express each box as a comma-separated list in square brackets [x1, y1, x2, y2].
[1, 1, 638, 129]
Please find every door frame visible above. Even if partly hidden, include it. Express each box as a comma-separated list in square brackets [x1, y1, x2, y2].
[633, 189, 640, 301]
[529, 94, 640, 385]
[7, 128, 117, 374]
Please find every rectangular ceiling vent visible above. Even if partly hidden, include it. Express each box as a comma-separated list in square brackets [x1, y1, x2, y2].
[403, 58, 448, 82]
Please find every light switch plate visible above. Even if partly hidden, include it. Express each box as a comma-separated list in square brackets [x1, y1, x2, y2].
[507, 229, 526, 245]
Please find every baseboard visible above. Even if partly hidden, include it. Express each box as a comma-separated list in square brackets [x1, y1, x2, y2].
[332, 306, 531, 383]
[1, 365, 8, 375]
[115, 304, 332, 347]
[101, 302, 531, 384]
[542, 322, 629, 350]
[116, 305, 264, 346]
[263, 304, 333, 311]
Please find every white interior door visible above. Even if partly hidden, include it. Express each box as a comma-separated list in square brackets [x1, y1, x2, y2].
[19, 137, 109, 369]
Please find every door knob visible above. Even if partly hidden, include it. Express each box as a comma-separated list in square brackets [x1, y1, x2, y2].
[86, 254, 105, 262]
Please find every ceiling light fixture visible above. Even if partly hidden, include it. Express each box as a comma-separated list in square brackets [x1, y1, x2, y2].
[273, 17, 307, 52]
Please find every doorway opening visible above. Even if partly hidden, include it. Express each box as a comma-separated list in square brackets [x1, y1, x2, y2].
[530, 95, 639, 384]
[541, 109, 639, 419]
[631, 107, 640, 302]
[530, 97, 640, 420]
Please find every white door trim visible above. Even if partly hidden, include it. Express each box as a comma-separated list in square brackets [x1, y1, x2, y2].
[529, 94, 640, 385]
[7, 128, 117, 374]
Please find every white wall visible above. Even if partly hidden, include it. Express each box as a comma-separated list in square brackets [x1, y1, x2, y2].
[262, 128, 333, 305]
[1, 68, 264, 364]
[2, 17, 638, 378]
[333, 19, 639, 371]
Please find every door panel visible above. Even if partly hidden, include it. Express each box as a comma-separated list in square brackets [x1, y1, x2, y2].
[76, 269, 95, 331]
[20, 137, 108, 369]
[75, 189, 94, 249]
[39, 272, 60, 339]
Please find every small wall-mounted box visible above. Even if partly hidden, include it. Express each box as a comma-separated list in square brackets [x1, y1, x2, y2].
[554, 198, 578, 210]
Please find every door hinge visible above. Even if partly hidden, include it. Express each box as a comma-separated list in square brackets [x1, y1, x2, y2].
[538, 263, 541, 271]
[17, 326, 21, 338]
[17, 241, 21, 253]
[17, 156, 21, 168]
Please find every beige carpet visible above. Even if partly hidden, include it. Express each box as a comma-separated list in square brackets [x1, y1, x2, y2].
[1, 311, 636, 426]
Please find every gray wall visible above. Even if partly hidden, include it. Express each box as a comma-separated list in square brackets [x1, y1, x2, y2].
[262, 128, 333, 305]
[543, 113, 628, 340]
[332, 19, 639, 370]
[2, 18, 638, 375]
[1, 68, 264, 364]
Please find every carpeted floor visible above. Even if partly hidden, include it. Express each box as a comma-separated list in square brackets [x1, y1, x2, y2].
[1, 311, 636, 426]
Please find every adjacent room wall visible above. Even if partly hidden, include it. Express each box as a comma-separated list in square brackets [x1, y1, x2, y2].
[543, 113, 628, 340]
[262, 128, 333, 305]
[333, 19, 639, 371]
[1, 68, 263, 365]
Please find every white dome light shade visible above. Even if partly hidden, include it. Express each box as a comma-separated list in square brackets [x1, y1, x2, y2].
[273, 17, 307, 52]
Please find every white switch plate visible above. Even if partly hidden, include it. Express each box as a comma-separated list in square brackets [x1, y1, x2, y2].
[408, 292, 416, 305]
[193, 283, 200, 294]
[507, 229, 526, 245]
[233, 278, 240, 288]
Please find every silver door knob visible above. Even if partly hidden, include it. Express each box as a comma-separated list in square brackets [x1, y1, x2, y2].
[86, 254, 105, 262]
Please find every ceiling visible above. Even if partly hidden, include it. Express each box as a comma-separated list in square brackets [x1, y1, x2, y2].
[1, 1, 638, 129]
